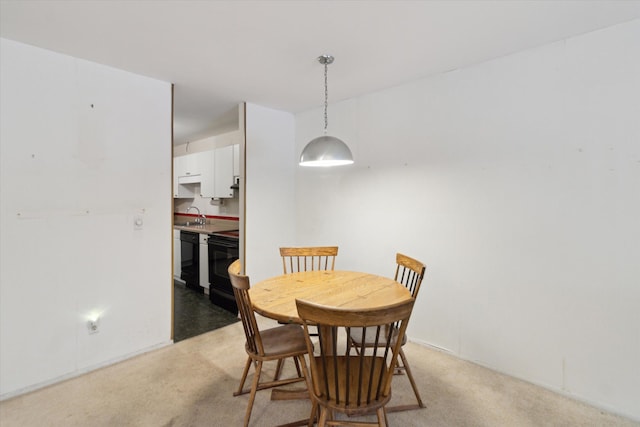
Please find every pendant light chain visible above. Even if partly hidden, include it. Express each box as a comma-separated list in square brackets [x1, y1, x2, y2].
[323, 60, 328, 134]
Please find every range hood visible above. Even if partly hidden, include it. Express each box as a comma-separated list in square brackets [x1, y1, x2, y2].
[178, 175, 201, 184]
[230, 177, 239, 190]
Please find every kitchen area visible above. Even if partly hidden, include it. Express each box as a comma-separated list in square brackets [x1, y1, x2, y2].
[172, 125, 243, 341]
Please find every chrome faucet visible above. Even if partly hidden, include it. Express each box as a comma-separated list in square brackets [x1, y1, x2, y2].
[186, 206, 205, 225]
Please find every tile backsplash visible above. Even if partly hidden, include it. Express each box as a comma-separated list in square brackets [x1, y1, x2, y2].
[174, 184, 239, 218]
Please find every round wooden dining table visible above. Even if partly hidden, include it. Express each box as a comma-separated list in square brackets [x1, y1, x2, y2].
[249, 269, 414, 418]
[250, 270, 413, 324]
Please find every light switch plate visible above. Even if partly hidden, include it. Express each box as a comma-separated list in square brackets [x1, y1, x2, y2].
[134, 214, 143, 230]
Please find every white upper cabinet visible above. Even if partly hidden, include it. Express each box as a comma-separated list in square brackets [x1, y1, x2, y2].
[173, 154, 195, 198]
[233, 143, 240, 177]
[214, 145, 234, 198]
[176, 154, 200, 179]
[173, 144, 238, 199]
[198, 150, 215, 198]
[173, 151, 211, 198]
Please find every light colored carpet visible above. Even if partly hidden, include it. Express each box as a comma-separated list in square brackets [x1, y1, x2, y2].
[1, 318, 637, 427]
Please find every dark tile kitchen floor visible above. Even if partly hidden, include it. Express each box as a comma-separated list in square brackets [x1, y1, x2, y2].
[173, 281, 240, 343]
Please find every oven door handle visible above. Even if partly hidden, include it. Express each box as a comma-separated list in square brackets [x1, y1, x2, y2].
[208, 240, 238, 248]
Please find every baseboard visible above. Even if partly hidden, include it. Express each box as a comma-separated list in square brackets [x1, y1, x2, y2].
[0, 340, 174, 402]
[407, 338, 639, 423]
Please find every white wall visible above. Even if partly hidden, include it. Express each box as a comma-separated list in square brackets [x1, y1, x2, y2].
[0, 39, 173, 397]
[244, 103, 296, 281]
[294, 21, 640, 420]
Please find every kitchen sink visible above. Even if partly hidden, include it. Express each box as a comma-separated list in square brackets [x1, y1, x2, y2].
[175, 222, 207, 228]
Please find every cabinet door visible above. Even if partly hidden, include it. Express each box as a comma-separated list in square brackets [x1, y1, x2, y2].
[174, 155, 188, 177]
[214, 145, 234, 198]
[173, 156, 184, 196]
[233, 143, 240, 177]
[198, 151, 216, 198]
[173, 156, 195, 198]
[182, 153, 200, 176]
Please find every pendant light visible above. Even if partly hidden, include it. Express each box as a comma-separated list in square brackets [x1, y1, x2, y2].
[299, 55, 354, 167]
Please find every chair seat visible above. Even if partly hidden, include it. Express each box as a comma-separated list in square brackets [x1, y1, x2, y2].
[258, 324, 308, 357]
[349, 326, 407, 347]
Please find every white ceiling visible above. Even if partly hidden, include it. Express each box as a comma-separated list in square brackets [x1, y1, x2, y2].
[2, 1, 639, 145]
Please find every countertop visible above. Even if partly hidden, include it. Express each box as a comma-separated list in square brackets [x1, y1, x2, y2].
[174, 220, 238, 235]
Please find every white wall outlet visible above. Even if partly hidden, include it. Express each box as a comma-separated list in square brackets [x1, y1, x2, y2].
[87, 318, 100, 334]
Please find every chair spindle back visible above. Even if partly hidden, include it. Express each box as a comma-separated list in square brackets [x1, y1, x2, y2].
[228, 260, 263, 356]
[394, 253, 426, 298]
[280, 246, 338, 274]
[297, 298, 415, 420]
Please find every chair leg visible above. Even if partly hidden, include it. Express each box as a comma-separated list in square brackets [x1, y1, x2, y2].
[308, 401, 317, 427]
[386, 348, 426, 413]
[317, 407, 328, 427]
[274, 358, 284, 380]
[377, 407, 387, 427]
[399, 347, 425, 408]
[244, 360, 263, 427]
[294, 355, 302, 377]
[234, 356, 252, 396]
[274, 356, 302, 381]
[297, 354, 311, 389]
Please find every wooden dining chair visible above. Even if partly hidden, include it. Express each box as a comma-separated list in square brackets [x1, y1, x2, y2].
[280, 246, 339, 274]
[296, 298, 415, 427]
[349, 253, 427, 413]
[280, 246, 339, 337]
[228, 260, 311, 427]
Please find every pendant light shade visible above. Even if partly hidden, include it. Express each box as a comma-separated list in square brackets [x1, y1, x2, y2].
[299, 55, 354, 167]
[300, 135, 353, 167]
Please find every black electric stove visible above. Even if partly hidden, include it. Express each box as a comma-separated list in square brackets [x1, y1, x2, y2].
[207, 231, 239, 315]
